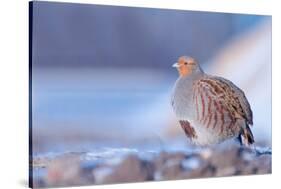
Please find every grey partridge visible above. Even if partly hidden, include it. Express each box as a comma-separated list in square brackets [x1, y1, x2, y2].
[171, 56, 254, 146]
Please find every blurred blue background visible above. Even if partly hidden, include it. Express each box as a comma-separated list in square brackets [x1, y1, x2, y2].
[31, 1, 271, 155]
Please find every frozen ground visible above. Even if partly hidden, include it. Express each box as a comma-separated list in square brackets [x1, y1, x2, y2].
[31, 145, 271, 188]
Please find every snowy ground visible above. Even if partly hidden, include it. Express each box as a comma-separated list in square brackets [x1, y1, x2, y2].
[31, 145, 271, 188]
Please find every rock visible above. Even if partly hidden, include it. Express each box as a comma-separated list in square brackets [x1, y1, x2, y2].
[181, 155, 202, 170]
[152, 151, 187, 180]
[153, 151, 186, 171]
[199, 148, 213, 160]
[215, 166, 237, 177]
[208, 147, 241, 169]
[92, 167, 114, 184]
[45, 153, 82, 187]
[239, 154, 271, 175]
[79, 160, 100, 184]
[160, 159, 183, 180]
[182, 163, 216, 179]
[97, 155, 154, 184]
[256, 155, 272, 174]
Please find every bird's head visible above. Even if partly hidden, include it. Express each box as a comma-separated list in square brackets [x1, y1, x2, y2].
[172, 56, 202, 77]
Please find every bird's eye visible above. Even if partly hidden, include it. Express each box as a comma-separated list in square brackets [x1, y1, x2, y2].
[184, 62, 188, 65]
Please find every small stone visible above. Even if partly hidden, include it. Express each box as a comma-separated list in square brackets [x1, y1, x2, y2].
[100, 155, 154, 184]
[255, 155, 272, 174]
[181, 156, 201, 170]
[200, 148, 213, 160]
[92, 167, 114, 184]
[45, 154, 82, 187]
[208, 147, 241, 169]
[161, 159, 183, 180]
[153, 151, 186, 172]
[215, 166, 237, 177]
[182, 164, 216, 179]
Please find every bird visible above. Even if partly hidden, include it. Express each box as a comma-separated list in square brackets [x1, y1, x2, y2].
[171, 56, 254, 146]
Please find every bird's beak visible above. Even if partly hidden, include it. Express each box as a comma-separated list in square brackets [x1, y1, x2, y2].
[172, 62, 180, 68]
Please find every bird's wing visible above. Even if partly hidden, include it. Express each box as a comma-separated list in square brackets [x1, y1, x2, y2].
[194, 76, 253, 126]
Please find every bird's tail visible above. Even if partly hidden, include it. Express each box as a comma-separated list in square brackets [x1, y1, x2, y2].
[238, 124, 255, 146]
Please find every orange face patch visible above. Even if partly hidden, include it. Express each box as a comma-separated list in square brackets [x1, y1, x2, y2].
[176, 56, 197, 77]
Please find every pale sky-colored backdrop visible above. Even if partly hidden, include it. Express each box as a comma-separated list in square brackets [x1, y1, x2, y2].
[31, 1, 271, 155]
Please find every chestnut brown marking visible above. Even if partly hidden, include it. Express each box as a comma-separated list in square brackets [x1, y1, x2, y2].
[206, 113, 213, 128]
[200, 79, 224, 95]
[216, 101, 225, 130]
[192, 85, 200, 121]
[213, 101, 221, 129]
[195, 93, 199, 121]
[179, 120, 197, 139]
[204, 92, 212, 125]
[199, 90, 205, 123]
[213, 111, 218, 129]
